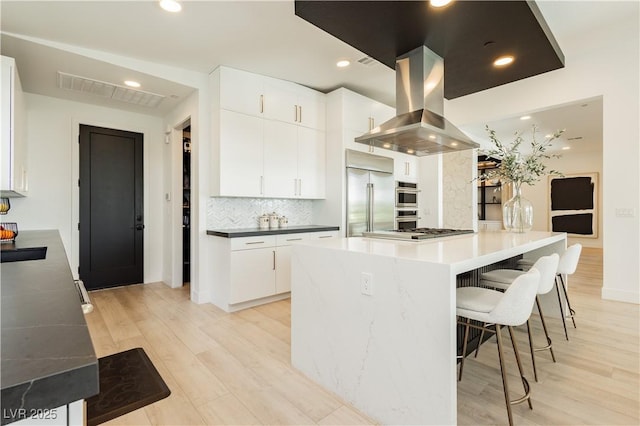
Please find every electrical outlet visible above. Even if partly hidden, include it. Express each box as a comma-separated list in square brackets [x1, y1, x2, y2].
[615, 208, 636, 218]
[361, 272, 373, 296]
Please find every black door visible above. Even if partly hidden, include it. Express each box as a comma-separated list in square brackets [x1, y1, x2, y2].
[79, 125, 143, 290]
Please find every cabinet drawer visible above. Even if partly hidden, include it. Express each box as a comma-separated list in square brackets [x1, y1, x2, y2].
[308, 231, 340, 240]
[230, 235, 276, 251]
[275, 233, 307, 246]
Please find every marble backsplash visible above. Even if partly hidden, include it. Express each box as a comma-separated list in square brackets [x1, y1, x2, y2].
[207, 197, 313, 229]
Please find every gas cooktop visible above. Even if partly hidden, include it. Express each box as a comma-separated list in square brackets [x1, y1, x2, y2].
[362, 228, 475, 241]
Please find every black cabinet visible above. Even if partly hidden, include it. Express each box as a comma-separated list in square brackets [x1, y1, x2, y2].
[477, 156, 502, 221]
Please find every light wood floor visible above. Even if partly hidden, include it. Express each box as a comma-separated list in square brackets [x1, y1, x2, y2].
[86, 247, 639, 425]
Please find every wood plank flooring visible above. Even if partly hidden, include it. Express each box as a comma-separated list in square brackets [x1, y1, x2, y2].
[86, 247, 639, 425]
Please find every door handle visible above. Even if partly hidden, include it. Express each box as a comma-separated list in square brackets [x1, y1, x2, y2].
[136, 224, 145, 231]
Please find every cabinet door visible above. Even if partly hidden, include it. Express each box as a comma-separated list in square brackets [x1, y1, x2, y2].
[297, 127, 326, 199]
[343, 92, 373, 133]
[1, 57, 13, 191]
[370, 102, 395, 129]
[219, 67, 264, 117]
[263, 78, 298, 124]
[275, 245, 292, 294]
[263, 120, 298, 198]
[394, 152, 418, 183]
[297, 88, 326, 130]
[344, 128, 375, 154]
[230, 248, 276, 304]
[219, 110, 264, 197]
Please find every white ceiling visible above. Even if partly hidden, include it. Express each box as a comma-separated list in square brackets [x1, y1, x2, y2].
[0, 1, 630, 149]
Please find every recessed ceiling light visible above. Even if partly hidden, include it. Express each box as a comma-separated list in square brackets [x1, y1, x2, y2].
[494, 55, 514, 67]
[430, 0, 453, 7]
[520, 115, 531, 120]
[160, 0, 181, 13]
[407, 149, 415, 154]
[545, 134, 552, 138]
[124, 80, 141, 88]
[451, 142, 458, 146]
[428, 134, 437, 140]
[336, 60, 350, 68]
[383, 143, 391, 148]
[562, 147, 571, 150]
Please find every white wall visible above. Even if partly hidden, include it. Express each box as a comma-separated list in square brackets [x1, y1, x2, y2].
[6, 93, 165, 283]
[523, 150, 603, 248]
[446, 6, 639, 303]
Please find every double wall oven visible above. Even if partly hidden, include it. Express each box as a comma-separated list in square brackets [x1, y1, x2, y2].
[395, 181, 420, 230]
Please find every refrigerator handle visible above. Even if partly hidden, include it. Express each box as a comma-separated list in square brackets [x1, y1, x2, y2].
[365, 183, 372, 232]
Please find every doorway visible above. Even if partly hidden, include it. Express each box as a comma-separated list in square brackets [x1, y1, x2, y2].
[182, 126, 191, 284]
[79, 124, 144, 290]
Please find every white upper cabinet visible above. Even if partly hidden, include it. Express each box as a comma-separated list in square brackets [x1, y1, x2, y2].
[343, 90, 394, 134]
[263, 120, 298, 197]
[394, 152, 419, 183]
[297, 126, 326, 198]
[211, 66, 326, 199]
[1, 56, 28, 197]
[218, 67, 325, 130]
[219, 67, 264, 117]
[219, 110, 264, 197]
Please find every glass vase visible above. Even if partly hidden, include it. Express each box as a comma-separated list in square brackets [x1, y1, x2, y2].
[503, 182, 533, 233]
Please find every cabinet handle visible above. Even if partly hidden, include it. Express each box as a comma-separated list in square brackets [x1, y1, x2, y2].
[260, 175, 265, 195]
[298, 105, 302, 123]
[246, 241, 265, 245]
[294, 104, 298, 122]
[371, 117, 374, 130]
[298, 179, 302, 196]
[273, 250, 276, 270]
[318, 235, 333, 239]
[286, 238, 303, 241]
[260, 95, 264, 113]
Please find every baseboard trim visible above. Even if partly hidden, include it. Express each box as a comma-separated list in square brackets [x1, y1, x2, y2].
[601, 287, 640, 304]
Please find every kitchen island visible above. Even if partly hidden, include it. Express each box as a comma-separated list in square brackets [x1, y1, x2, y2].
[290, 230, 566, 425]
[1, 230, 98, 425]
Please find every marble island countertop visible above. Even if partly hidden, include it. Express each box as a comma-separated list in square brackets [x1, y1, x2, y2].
[1, 230, 98, 425]
[301, 230, 566, 274]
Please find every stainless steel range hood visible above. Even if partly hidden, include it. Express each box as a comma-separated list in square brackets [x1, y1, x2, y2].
[355, 46, 479, 156]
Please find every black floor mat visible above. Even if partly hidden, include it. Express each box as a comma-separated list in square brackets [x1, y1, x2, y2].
[86, 347, 170, 426]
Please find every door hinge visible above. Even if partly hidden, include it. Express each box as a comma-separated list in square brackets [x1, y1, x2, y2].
[77, 266, 80, 274]
[78, 179, 80, 187]
[77, 223, 80, 231]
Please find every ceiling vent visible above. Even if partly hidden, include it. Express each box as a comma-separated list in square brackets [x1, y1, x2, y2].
[357, 55, 378, 67]
[57, 72, 165, 108]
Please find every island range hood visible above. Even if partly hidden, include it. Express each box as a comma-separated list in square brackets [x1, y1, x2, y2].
[355, 46, 479, 156]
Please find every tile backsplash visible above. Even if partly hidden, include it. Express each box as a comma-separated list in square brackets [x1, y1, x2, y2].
[207, 197, 313, 229]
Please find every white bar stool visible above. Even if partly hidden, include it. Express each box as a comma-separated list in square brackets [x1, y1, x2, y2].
[479, 254, 560, 382]
[518, 244, 582, 340]
[457, 268, 541, 426]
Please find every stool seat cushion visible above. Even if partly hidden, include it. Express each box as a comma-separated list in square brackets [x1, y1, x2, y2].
[481, 269, 525, 284]
[456, 287, 503, 322]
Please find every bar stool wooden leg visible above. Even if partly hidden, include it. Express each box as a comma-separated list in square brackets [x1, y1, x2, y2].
[526, 320, 538, 382]
[535, 296, 556, 363]
[555, 275, 570, 340]
[495, 325, 515, 426]
[458, 317, 471, 381]
[558, 274, 577, 328]
[508, 326, 533, 410]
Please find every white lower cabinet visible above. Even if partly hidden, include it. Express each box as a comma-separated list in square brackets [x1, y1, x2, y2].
[230, 247, 276, 304]
[210, 231, 339, 311]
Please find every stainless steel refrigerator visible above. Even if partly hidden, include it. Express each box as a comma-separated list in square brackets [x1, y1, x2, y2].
[346, 149, 395, 236]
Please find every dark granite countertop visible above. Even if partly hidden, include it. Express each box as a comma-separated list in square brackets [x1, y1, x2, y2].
[207, 225, 340, 238]
[1, 230, 98, 425]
